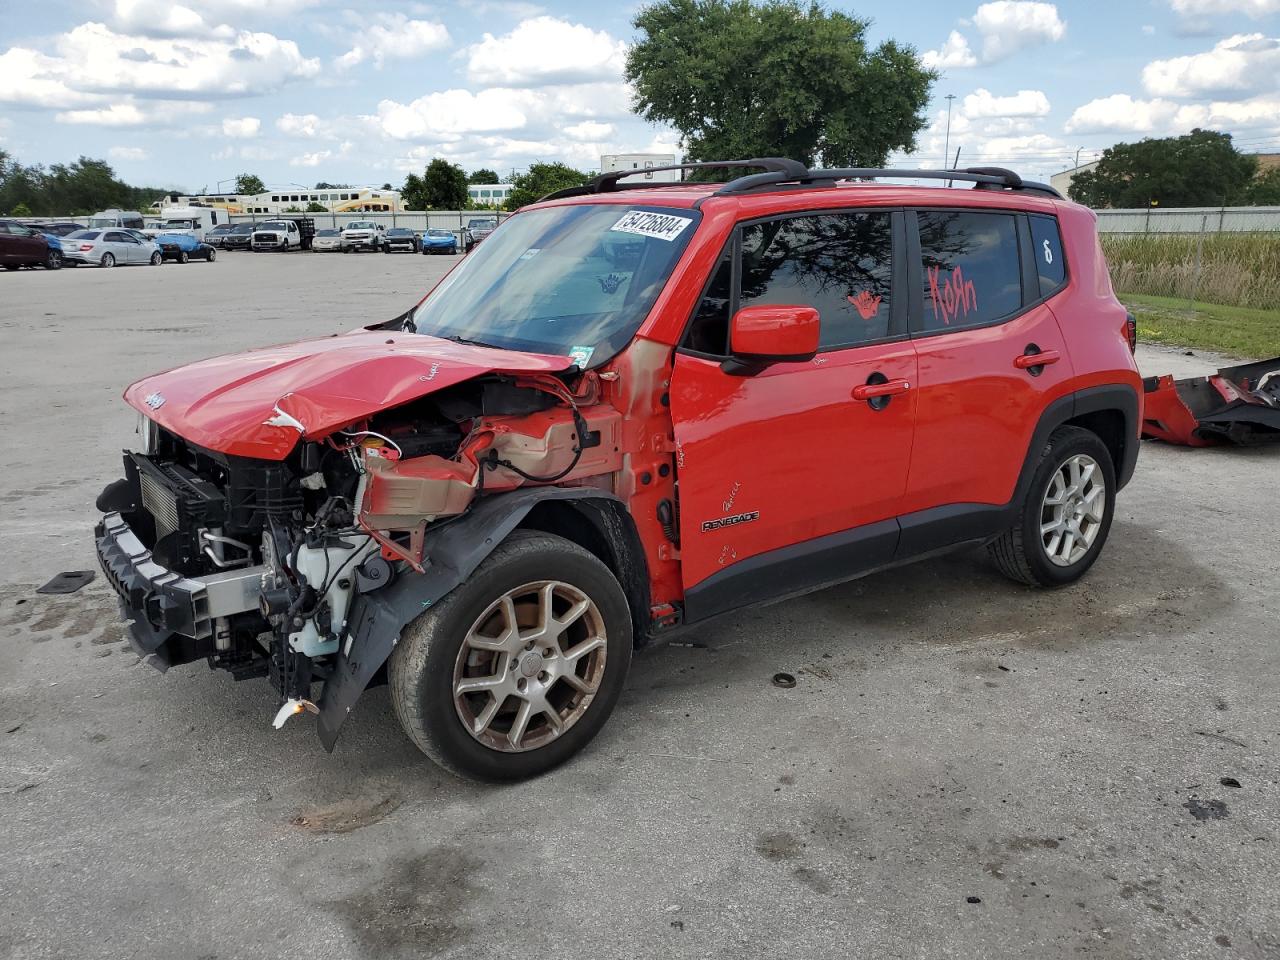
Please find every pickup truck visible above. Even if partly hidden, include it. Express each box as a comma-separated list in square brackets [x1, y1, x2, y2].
[341, 220, 386, 252]
[251, 219, 302, 252]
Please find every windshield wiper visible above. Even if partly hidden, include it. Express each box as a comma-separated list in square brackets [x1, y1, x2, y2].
[441, 334, 497, 348]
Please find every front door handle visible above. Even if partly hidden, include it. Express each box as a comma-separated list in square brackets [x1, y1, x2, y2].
[852, 379, 911, 401]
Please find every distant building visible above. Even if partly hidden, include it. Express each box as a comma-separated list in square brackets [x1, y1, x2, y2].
[1050, 161, 1099, 198]
[151, 187, 401, 215]
[601, 153, 680, 182]
[467, 183, 514, 208]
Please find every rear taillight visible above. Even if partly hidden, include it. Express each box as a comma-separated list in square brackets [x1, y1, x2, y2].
[79, 243, 93, 251]
[1124, 312, 1137, 354]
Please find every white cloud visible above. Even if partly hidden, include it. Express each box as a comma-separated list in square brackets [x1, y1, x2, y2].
[55, 100, 213, 126]
[222, 116, 261, 137]
[466, 16, 626, 85]
[1169, 0, 1280, 16]
[922, 31, 978, 69]
[563, 120, 615, 140]
[921, 2, 1065, 69]
[277, 112, 321, 137]
[1142, 33, 1280, 100]
[1066, 91, 1280, 134]
[335, 14, 450, 70]
[1143, 25, 1156, 35]
[372, 81, 631, 142]
[0, 48, 105, 108]
[963, 88, 1051, 118]
[107, 0, 234, 38]
[0, 21, 320, 117]
[107, 145, 148, 160]
[972, 1, 1066, 62]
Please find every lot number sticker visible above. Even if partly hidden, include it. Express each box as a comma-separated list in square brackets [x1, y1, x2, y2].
[610, 210, 693, 242]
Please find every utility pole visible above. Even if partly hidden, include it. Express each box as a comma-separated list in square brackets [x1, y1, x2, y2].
[942, 94, 956, 169]
[1073, 146, 1082, 169]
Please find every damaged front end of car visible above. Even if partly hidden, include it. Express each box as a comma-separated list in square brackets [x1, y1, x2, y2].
[1142, 357, 1280, 446]
[94, 339, 621, 749]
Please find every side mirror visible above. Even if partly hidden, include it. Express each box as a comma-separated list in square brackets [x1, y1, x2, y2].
[724, 304, 820, 374]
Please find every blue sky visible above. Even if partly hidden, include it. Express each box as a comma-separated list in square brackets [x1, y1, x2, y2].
[1, 0, 1277, 192]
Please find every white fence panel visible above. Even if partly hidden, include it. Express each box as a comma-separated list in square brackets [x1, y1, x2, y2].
[1095, 206, 1280, 234]
[227, 210, 510, 232]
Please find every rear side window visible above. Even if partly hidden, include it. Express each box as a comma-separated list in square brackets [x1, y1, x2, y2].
[916, 211, 1022, 333]
[1029, 214, 1066, 296]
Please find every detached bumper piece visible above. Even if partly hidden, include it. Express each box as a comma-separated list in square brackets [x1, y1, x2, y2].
[1142, 357, 1280, 446]
[95, 511, 265, 669]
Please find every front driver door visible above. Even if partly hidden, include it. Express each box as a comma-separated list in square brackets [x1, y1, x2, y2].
[669, 209, 917, 623]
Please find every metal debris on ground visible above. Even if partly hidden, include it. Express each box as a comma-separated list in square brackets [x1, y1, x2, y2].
[1142, 357, 1280, 446]
[36, 571, 96, 594]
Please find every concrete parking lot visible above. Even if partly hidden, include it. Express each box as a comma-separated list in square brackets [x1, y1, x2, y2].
[1, 251, 1277, 960]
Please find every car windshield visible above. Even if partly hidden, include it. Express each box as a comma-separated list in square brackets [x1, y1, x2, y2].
[428, 229, 451, 237]
[347, 221, 375, 230]
[163, 219, 194, 229]
[389, 229, 412, 235]
[469, 219, 496, 229]
[408, 204, 699, 366]
[232, 224, 255, 234]
[260, 221, 288, 230]
[317, 229, 340, 237]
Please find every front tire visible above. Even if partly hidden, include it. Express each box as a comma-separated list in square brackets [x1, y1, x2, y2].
[389, 530, 633, 781]
[178, 250, 189, 264]
[45, 249, 61, 270]
[206, 248, 216, 261]
[988, 426, 1116, 587]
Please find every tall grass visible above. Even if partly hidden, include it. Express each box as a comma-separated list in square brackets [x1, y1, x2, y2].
[1101, 232, 1280, 310]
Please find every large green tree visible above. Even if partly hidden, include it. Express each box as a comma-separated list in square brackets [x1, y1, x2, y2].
[470, 168, 500, 184]
[1069, 130, 1258, 208]
[402, 158, 469, 209]
[0, 151, 170, 215]
[626, 0, 934, 168]
[235, 173, 267, 195]
[505, 162, 590, 209]
[1244, 166, 1280, 206]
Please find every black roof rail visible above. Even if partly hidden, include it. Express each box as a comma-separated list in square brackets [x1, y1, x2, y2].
[538, 158, 809, 202]
[714, 164, 1062, 199]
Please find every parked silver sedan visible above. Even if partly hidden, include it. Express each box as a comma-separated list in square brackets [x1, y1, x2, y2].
[62, 229, 161, 267]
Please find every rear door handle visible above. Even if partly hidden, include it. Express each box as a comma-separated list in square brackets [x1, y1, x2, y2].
[1014, 349, 1061, 370]
[852, 379, 911, 401]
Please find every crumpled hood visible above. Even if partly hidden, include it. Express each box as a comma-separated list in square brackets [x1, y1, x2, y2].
[124, 329, 573, 460]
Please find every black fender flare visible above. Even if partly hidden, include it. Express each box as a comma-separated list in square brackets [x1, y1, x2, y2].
[316, 487, 632, 750]
[1012, 384, 1141, 507]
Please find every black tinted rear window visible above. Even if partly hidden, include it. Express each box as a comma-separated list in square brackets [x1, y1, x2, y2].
[916, 211, 1022, 333]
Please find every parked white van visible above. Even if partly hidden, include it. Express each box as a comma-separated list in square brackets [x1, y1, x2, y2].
[88, 209, 146, 230]
[147, 206, 225, 240]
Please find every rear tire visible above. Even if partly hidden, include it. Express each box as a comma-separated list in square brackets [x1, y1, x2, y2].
[988, 426, 1116, 587]
[100, 253, 115, 268]
[206, 248, 216, 261]
[389, 530, 633, 781]
[45, 249, 61, 270]
[178, 251, 189, 264]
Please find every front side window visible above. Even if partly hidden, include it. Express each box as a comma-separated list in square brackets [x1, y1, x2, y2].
[916, 211, 1022, 333]
[684, 211, 895, 354]
[409, 204, 699, 366]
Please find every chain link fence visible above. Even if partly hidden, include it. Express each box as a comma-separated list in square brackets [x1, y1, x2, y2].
[1095, 206, 1280, 234]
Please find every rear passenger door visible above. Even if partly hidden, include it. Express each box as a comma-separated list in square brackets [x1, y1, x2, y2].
[899, 208, 1074, 537]
[670, 209, 917, 618]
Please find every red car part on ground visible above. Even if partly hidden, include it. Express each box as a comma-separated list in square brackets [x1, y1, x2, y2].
[1142, 358, 1280, 446]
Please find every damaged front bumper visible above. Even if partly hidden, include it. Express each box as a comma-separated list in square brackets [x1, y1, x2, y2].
[95, 510, 265, 669]
[1142, 357, 1280, 446]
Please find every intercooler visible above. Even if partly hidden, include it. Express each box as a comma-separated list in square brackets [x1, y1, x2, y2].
[125, 454, 227, 567]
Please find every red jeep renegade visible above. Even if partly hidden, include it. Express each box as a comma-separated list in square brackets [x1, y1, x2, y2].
[95, 159, 1141, 780]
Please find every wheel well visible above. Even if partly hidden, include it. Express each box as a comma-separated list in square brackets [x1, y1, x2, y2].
[1064, 408, 1127, 475]
[517, 499, 651, 647]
